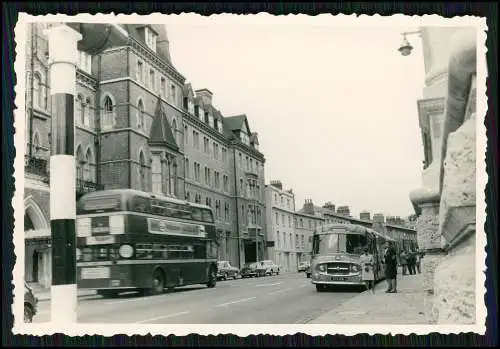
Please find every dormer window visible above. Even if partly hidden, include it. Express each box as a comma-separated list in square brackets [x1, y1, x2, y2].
[194, 105, 199, 117]
[188, 100, 194, 115]
[204, 111, 209, 124]
[145, 26, 157, 52]
[214, 118, 218, 131]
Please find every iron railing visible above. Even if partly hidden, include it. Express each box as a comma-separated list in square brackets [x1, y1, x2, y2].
[25, 155, 49, 179]
[76, 179, 104, 197]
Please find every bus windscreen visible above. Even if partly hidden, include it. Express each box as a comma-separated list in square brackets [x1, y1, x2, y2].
[313, 232, 368, 255]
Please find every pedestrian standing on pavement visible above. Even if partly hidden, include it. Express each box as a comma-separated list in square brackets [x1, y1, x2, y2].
[407, 249, 417, 275]
[416, 250, 423, 274]
[360, 247, 375, 294]
[399, 249, 408, 276]
[383, 241, 398, 293]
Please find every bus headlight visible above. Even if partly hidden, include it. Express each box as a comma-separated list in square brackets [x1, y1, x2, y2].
[76, 248, 82, 261]
[118, 244, 134, 258]
[317, 264, 326, 272]
[350, 264, 360, 272]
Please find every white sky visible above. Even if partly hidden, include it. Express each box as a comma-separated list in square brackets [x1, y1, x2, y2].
[164, 15, 426, 219]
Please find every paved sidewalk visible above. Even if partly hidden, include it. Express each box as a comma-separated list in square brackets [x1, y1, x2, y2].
[310, 273, 430, 324]
[33, 288, 97, 302]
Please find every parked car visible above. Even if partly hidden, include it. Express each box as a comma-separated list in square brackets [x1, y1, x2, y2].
[298, 261, 310, 272]
[24, 281, 38, 323]
[217, 260, 240, 280]
[258, 260, 280, 276]
[241, 262, 259, 278]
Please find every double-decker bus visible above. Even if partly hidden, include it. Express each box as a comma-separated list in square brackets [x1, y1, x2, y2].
[310, 223, 393, 292]
[75, 189, 218, 297]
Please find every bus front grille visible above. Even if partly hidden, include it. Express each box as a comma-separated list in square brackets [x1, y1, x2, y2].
[326, 262, 350, 275]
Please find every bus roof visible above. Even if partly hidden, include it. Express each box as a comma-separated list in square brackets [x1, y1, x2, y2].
[316, 223, 394, 241]
[79, 189, 213, 211]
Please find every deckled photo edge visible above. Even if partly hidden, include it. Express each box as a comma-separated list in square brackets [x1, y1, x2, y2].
[11, 12, 489, 337]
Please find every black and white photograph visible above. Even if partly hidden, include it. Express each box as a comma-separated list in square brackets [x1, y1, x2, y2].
[13, 12, 487, 336]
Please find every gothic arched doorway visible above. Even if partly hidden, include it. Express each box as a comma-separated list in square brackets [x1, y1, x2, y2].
[24, 196, 50, 287]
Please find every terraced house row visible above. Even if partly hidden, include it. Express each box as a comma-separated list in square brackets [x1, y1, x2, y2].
[23, 23, 265, 289]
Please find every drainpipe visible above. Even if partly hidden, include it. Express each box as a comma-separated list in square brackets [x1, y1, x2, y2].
[127, 47, 132, 188]
[232, 145, 241, 268]
[95, 54, 102, 186]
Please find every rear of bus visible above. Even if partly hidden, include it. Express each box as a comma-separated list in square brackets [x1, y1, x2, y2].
[76, 190, 136, 294]
[310, 224, 367, 290]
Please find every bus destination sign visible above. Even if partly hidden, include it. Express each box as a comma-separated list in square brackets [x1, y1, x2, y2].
[147, 218, 206, 238]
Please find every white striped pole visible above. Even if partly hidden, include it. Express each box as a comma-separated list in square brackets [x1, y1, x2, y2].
[44, 25, 82, 324]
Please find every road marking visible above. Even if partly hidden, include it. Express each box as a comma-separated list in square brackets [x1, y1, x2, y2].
[299, 284, 309, 288]
[268, 287, 294, 295]
[215, 296, 256, 307]
[255, 282, 283, 287]
[136, 311, 190, 323]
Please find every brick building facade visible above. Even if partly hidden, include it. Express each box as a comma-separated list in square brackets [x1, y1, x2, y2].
[23, 23, 266, 288]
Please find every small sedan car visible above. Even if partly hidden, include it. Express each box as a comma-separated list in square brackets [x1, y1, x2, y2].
[240, 262, 259, 278]
[217, 261, 240, 280]
[298, 261, 310, 272]
[24, 281, 38, 323]
[258, 260, 280, 276]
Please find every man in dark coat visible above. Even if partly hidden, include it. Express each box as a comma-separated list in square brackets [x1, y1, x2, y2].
[383, 241, 398, 293]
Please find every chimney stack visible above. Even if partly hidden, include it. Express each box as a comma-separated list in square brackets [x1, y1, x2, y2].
[303, 199, 315, 215]
[270, 180, 283, 190]
[195, 88, 213, 106]
[322, 201, 336, 212]
[360, 211, 371, 221]
[336, 206, 351, 217]
[373, 213, 385, 224]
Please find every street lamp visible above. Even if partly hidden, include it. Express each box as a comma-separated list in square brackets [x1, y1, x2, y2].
[398, 30, 422, 56]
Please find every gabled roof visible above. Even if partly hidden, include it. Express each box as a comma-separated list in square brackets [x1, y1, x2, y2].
[224, 114, 251, 135]
[183, 83, 195, 100]
[149, 96, 179, 151]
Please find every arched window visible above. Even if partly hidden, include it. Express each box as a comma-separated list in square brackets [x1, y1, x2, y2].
[33, 73, 42, 109]
[137, 99, 145, 130]
[139, 151, 146, 191]
[75, 94, 83, 125]
[84, 97, 92, 128]
[84, 148, 94, 181]
[32, 132, 40, 157]
[171, 118, 178, 144]
[76, 146, 84, 182]
[101, 95, 114, 130]
[151, 154, 162, 194]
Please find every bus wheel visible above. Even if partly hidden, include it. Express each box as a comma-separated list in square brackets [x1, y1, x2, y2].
[316, 284, 327, 292]
[150, 270, 165, 295]
[207, 267, 217, 288]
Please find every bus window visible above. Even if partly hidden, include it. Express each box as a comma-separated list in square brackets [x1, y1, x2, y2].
[170, 204, 192, 220]
[78, 195, 121, 214]
[191, 207, 203, 222]
[130, 196, 150, 214]
[193, 242, 206, 259]
[82, 247, 92, 262]
[202, 209, 214, 223]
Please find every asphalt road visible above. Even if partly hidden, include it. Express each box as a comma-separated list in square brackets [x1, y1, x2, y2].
[33, 272, 363, 324]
